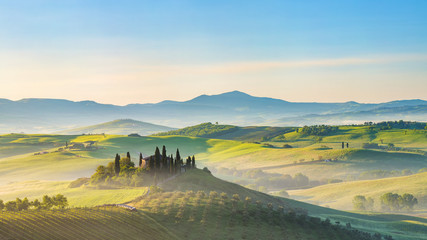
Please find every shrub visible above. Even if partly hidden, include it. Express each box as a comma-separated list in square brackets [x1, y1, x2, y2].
[277, 190, 289, 198]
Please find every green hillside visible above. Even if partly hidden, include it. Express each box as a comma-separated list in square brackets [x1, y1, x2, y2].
[2, 169, 427, 240]
[139, 170, 427, 239]
[0, 130, 426, 239]
[0, 207, 178, 240]
[154, 122, 294, 142]
[1, 132, 426, 196]
[289, 172, 427, 211]
[57, 119, 176, 136]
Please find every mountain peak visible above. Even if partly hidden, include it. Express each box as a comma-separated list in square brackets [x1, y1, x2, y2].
[219, 90, 252, 97]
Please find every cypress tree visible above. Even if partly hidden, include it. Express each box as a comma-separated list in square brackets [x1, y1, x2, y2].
[175, 148, 181, 172]
[114, 154, 120, 176]
[186, 156, 191, 167]
[170, 154, 174, 175]
[342, 142, 344, 149]
[192, 155, 195, 169]
[139, 153, 143, 167]
[127, 152, 131, 160]
[155, 147, 161, 170]
[162, 145, 167, 169]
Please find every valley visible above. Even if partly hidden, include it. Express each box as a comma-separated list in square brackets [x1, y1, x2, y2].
[0, 121, 426, 239]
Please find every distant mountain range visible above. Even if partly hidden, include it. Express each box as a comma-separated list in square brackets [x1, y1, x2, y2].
[0, 91, 426, 134]
[56, 119, 175, 136]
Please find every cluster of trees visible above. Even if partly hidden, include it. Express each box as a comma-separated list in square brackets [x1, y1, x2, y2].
[364, 120, 427, 130]
[90, 146, 196, 187]
[299, 125, 339, 136]
[154, 122, 239, 138]
[353, 193, 418, 212]
[0, 195, 68, 211]
[380, 193, 418, 212]
[352, 195, 375, 211]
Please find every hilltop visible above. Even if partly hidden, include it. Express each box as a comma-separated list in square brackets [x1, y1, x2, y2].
[154, 122, 294, 141]
[57, 119, 175, 136]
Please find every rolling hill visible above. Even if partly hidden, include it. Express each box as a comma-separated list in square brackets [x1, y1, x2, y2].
[57, 119, 175, 136]
[289, 172, 427, 210]
[0, 131, 426, 239]
[2, 169, 427, 240]
[1, 91, 427, 133]
[1, 130, 426, 190]
[154, 122, 294, 141]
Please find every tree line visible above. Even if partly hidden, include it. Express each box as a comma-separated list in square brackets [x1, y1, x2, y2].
[364, 120, 427, 130]
[353, 193, 418, 212]
[0, 194, 68, 211]
[298, 125, 339, 136]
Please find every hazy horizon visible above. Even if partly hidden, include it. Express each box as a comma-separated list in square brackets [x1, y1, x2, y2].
[2, 90, 427, 106]
[1, 1, 427, 105]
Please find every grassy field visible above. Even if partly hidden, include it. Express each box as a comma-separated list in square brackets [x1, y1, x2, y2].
[0, 127, 426, 239]
[154, 122, 294, 142]
[0, 180, 147, 207]
[289, 172, 427, 211]
[2, 127, 426, 184]
[57, 119, 175, 136]
[2, 169, 427, 240]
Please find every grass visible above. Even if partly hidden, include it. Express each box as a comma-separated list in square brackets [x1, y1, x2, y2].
[0, 207, 178, 240]
[154, 122, 294, 142]
[141, 169, 427, 240]
[2, 129, 426, 184]
[0, 180, 147, 207]
[289, 172, 427, 211]
[0, 129, 426, 239]
[1, 168, 426, 240]
[57, 119, 175, 135]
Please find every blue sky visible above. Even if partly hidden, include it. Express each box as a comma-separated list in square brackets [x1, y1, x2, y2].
[0, 0, 426, 104]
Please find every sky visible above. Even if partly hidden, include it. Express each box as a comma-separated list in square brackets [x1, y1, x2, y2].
[0, 0, 426, 105]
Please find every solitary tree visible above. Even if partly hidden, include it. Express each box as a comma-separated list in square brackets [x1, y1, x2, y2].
[170, 154, 174, 175]
[139, 153, 143, 167]
[346, 142, 349, 148]
[162, 145, 167, 170]
[114, 154, 121, 176]
[175, 148, 181, 172]
[192, 155, 195, 168]
[186, 156, 191, 167]
[155, 147, 161, 170]
[127, 152, 131, 160]
[342, 142, 345, 149]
